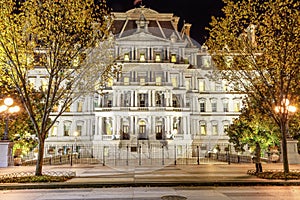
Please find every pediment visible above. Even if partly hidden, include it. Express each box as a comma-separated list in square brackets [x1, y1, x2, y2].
[117, 31, 170, 43]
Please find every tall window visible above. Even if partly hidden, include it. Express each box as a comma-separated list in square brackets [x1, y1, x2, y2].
[234, 101, 240, 112]
[156, 77, 162, 86]
[200, 124, 207, 136]
[140, 53, 145, 62]
[212, 124, 218, 136]
[140, 78, 145, 85]
[198, 80, 205, 92]
[124, 77, 129, 85]
[76, 124, 82, 136]
[155, 54, 161, 62]
[77, 101, 83, 112]
[223, 102, 229, 112]
[171, 77, 177, 87]
[171, 54, 177, 63]
[211, 102, 217, 112]
[200, 102, 206, 112]
[223, 124, 229, 133]
[139, 121, 146, 134]
[124, 53, 130, 61]
[63, 121, 71, 136]
[199, 98, 206, 112]
[185, 78, 191, 90]
[50, 124, 58, 137]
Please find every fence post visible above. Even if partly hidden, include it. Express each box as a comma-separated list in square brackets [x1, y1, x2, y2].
[186, 144, 188, 165]
[162, 145, 164, 165]
[174, 145, 177, 165]
[126, 145, 129, 166]
[103, 146, 105, 166]
[139, 144, 141, 166]
[70, 145, 73, 166]
[197, 146, 200, 165]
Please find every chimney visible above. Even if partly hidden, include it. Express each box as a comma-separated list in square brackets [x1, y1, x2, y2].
[181, 23, 192, 37]
[172, 16, 180, 31]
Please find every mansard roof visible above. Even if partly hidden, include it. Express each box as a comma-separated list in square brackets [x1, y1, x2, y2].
[111, 6, 193, 45]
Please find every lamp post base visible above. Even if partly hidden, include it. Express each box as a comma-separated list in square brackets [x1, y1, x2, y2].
[0, 141, 14, 167]
[286, 139, 300, 164]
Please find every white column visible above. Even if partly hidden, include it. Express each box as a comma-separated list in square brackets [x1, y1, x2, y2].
[112, 116, 116, 136]
[98, 117, 102, 136]
[130, 116, 134, 135]
[131, 90, 134, 107]
[152, 91, 156, 106]
[148, 90, 152, 107]
[135, 90, 138, 107]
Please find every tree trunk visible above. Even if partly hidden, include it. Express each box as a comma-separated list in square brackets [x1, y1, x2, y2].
[35, 137, 45, 176]
[281, 120, 289, 174]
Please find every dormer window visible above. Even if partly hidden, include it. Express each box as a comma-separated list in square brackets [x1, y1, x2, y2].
[171, 54, 177, 63]
[124, 53, 130, 62]
[140, 53, 145, 62]
[155, 54, 161, 62]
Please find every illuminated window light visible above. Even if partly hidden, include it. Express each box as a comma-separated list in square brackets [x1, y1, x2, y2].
[124, 53, 130, 61]
[140, 54, 145, 62]
[171, 54, 177, 63]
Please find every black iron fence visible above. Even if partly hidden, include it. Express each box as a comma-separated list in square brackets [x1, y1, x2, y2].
[22, 143, 256, 166]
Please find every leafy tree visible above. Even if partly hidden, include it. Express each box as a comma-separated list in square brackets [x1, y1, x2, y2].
[0, 0, 114, 175]
[226, 104, 280, 164]
[207, 0, 300, 173]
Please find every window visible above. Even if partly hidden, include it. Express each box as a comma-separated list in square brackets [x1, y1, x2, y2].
[223, 124, 229, 133]
[234, 101, 240, 112]
[156, 77, 161, 86]
[212, 124, 218, 136]
[50, 125, 58, 137]
[155, 54, 161, 62]
[107, 78, 113, 87]
[124, 77, 129, 85]
[65, 104, 71, 112]
[185, 78, 191, 90]
[212, 102, 217, 112]
[76, 124, 82, 136]
[140, 53, 145, 62]
[123, 125, 129, 134]
[63, 122, 71, 136]
[223, 102, 229, 112]
[200, 102, 206, 112]
[124, 53, 130, 61]
[77, 101, 83, 112]
[171, 54, 177, 63]
[139, 121, 146, 134]
[140, 78, 145, 85]
[199, 98, 206, 112]
[198, 80, 205, 92]
[200, 124, 207, 136]
[139, 94, 145, 107]
[171, 77, 177, 87]
[41, 80, 47, 92]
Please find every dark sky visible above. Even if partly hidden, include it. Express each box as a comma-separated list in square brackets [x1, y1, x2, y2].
[106, 0, 225, 45]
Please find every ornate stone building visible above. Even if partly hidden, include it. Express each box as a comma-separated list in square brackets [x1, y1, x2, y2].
[44, 7, 244, 160]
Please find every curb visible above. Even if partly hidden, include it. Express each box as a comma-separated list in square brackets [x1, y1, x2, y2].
[1, 181, 300, 190]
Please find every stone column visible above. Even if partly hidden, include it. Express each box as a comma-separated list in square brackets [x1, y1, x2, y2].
[0, 141, 13, 167]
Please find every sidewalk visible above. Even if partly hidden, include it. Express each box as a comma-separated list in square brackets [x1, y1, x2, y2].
[1, 162, 300, 190]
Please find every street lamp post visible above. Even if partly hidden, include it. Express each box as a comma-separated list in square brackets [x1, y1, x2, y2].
[0, 97, 20, 140]
[274, 98, 297, 173]
[0, 97, 20, 167]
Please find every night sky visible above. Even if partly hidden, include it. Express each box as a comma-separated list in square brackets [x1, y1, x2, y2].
[106, 0, 225, 45]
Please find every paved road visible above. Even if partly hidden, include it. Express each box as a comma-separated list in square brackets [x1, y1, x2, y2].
[1, 186, 300, 200]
